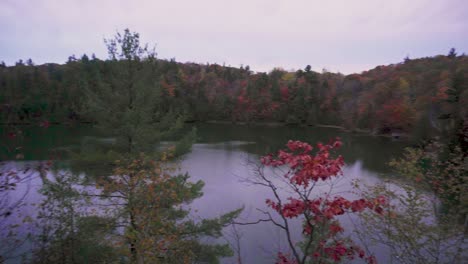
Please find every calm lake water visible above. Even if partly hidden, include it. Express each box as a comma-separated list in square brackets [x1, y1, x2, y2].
[1, 124, 410, 263]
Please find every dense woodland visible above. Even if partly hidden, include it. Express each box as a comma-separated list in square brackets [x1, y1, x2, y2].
[1, 45, 467, 141]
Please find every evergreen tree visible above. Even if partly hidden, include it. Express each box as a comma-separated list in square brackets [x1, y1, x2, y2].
[67, 55, 77, 63]
[448, 47, 457, 58]
[81, 29, 188, 156]
[81, 54, 89, 63]
[26, 58, 34, 66]
[404, 55, 410, 63]
[77, 29, 240, 263]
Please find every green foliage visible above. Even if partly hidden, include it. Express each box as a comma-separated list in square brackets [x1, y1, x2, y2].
[390, 141, 467, 213]
[95, 152, 241, 263]
[81, 29, 186, 156]
[356, 181, 466, 264]
[33, 170, 119, 264]
[32, 150, 241, 263]
[354, 136, 467, 264]
[33, 215, 119, 264]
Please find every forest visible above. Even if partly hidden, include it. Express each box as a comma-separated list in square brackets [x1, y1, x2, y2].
[1, 34, 467, 141]
[0, 29, 467, 264]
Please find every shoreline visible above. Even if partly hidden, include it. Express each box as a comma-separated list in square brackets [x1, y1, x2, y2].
[204, 120, 408, 139]
[1, 120, 408, 140]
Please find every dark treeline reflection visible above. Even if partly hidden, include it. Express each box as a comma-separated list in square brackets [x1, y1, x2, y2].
[1, 124, 408, 175]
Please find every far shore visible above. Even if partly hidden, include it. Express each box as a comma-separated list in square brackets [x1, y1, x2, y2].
[1, 119, 409, 139]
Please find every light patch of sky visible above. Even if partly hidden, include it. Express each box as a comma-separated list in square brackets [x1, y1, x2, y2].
[0, 0, 467, 74]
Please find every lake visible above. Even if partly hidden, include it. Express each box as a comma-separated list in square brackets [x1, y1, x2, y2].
[1, 123, 410, 263]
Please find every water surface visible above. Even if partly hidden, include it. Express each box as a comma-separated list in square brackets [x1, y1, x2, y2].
[1, 123, 409, 263]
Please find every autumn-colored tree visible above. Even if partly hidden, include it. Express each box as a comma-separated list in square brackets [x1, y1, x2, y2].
[247, 140, 385, 264]
[2, 42, 467, 138]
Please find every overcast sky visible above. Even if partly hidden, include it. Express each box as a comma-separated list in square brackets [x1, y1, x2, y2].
[1, 0, 467, 74]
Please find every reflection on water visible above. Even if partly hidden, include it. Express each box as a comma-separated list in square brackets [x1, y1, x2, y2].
[1, 124, 410, 263]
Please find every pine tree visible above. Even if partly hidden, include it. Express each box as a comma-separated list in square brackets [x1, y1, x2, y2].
[448, 47, 457, 58]
[81, 29, 189, 157]
[77, 29, 240, 263]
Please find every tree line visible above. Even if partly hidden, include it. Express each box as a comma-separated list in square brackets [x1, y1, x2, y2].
[1, 37, 467, 141]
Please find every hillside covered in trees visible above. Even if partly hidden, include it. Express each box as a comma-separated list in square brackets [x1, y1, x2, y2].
[1, 47, 467, 141]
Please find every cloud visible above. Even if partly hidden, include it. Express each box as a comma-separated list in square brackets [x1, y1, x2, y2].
[1, 0, 467, 73]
